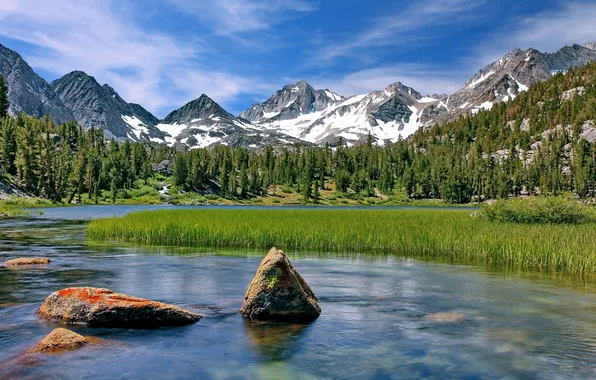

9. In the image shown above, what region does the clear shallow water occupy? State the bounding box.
[30,204,479,220]
[1,212,596,379]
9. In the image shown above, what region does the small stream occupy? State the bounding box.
[1,206,596,379]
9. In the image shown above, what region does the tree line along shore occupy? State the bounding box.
[0,62,596,206]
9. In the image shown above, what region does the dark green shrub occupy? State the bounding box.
[481,197,596,224]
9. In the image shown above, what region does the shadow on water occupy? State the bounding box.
[243,319,312,361]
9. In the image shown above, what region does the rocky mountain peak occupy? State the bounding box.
[585,42,596,50]
[293,79,310,88]
[420,43,596,127]
[0,43,74,125]
[384,82,422,99]
[162,94,233,125]
[51,70,165,142]
[239,80,343,123]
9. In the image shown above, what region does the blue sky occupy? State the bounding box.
[0,0,594,117]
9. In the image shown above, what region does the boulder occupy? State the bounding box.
[37,287,200,328]
[4,258,50,266]
[30,328,88,353]
[240,248,321,322]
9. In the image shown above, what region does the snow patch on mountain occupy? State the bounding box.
[466,70,495,89]
[247,82,435,145]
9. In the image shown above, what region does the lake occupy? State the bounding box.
[1,206,596,379]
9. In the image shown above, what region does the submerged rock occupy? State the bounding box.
[240,248,321,322]
[30,328,88,353]
[4,258,51,266]
[424,312,466,323]
[37,287,200,328]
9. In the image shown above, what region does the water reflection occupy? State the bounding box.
[2,215,596,379]
[243,320,312,361]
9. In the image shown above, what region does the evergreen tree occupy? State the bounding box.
[0,76,8,118]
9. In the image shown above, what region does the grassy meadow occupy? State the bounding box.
[87,207,596,276]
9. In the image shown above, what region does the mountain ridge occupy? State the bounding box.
[50,70,167,142]
[239,80,344,123]
[419,43,596,126]
[0,44,74,125]
[1,41,596,149]
[156,94,307,149]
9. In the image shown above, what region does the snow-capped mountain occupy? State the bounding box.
[243,81,438,145]
[51,71,167,142]
[2,41,596,149]
[156,94,307,149]
[0,44,74,125]
[240,80,344,123]
[420,43,596,126]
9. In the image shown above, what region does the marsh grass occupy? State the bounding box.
[481,197,596,224]
[0,201,39,216]
[87,208,596,275]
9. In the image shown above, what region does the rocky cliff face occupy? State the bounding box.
[51,71,167,142]
[420,44,596,126]
[240,80,343,123]
[0,44,74,125]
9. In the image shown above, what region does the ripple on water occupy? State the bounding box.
[2,215,596,379]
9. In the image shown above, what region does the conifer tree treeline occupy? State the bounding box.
[0,114,166,202]
[171,62,596,202]
[1,62,596,204]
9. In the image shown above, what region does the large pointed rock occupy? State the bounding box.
[37,287,200,328]
[240,248,321,322]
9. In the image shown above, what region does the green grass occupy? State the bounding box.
[0,197,47,216]
[88,208,596,276]
[481,196,596,224]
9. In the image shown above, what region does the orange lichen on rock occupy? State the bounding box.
[37,287,200,328]
[29,328,88,354]
[4,258,51,266]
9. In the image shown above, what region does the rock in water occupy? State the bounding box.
[240,248,321,322]
[37,287,200,328]
[424,312,466,323]
[30,328,88,353]
[4,258,51,266]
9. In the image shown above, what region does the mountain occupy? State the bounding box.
[420,44,596,126]
[2,41,596,150]
[156,94,307,149]
[51,71,167,142]
[0,44,74,125]
[240,80,343,123]
[244,81,438,145]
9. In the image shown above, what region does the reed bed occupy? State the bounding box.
[87,208,596,275]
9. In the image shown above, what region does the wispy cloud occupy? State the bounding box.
[311,64,467,98]
[0,0,278,116]
[472,1,596,67]
[166,0,315,35]
[311,0,485,66]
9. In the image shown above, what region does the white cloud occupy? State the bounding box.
[164,67,282,114]
[310,64,467,98]
[0,0,275,116]
[312,0,485,65]
[166,0,315,35]
[473,1,596,67]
